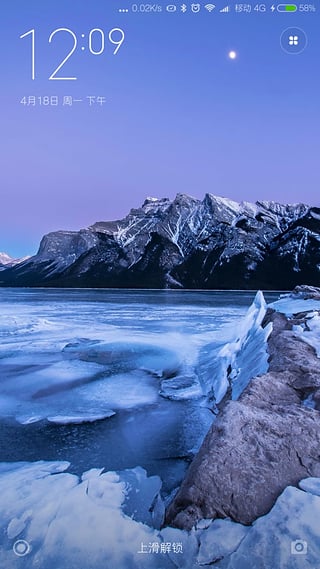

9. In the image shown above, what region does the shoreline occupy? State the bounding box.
[166,286,320,530]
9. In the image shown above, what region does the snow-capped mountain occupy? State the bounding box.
[0,252,29,270]
[0,252,14,265]
[0,193,319,289]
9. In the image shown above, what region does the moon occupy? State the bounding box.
[228,50,237,60]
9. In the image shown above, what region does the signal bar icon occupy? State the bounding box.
[220,5,230,11]
[205,3,216,11]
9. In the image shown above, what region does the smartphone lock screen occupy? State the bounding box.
[0,1,319,568]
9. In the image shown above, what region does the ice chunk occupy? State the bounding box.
[299,477,320,497]
[222,485,320,569]
[160,374,202,401]
[81,468,105,480]
[230,317,272,400]
[0,460,70,476]
[197,291,272,404]
[269,297,320,317]
[295,312,320,358]
[47,412,115,424]
[0,461,175,569]
[7,510,32,539]
[197,519,249,565]
[119,466,165,529]
[160,526,199,569]
[3,461,320,569]
[196,518,213,530]
[15,415,46,425]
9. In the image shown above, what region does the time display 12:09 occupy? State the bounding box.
[20,27,125,81]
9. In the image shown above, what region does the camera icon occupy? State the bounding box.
[291,540,308,555]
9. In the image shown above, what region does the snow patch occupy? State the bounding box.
[296,312,320,358]
[270,296,320,358]
[269,296,320,317]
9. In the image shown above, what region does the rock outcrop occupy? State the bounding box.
[1,194,319,288]
[165,290,320,530]
[292,284,320,300]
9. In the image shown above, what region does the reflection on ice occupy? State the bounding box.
[63,339,183,378]
[1,340,187,424]
[0,332,205,424]
[3,360,104,399]
[11,366,160,425]
[0,289,265,427]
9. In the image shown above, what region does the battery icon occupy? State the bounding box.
[277,4,297,11]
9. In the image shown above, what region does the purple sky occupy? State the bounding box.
[2,1,320,257]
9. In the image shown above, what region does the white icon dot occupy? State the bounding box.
[289,35,299,45]
[13,540,31,557]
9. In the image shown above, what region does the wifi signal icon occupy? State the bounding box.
[205,3,216,11]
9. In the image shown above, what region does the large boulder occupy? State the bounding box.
[166,306,320,530]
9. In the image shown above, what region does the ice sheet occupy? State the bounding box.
[0,290,258,426]
[269,296,320,317]
[0,461,174,569]
[2,461,320,569]
[219,486,320,569]
[1,358,162,423]
[197,519,249,565]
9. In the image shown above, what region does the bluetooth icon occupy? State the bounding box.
[181,3,187,11]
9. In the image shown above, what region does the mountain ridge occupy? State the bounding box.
[1,193,319,289]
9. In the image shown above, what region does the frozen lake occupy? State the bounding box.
[0,288,280,494]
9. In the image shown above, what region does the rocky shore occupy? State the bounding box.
[166,286,320,531]
[1,287,320,568]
